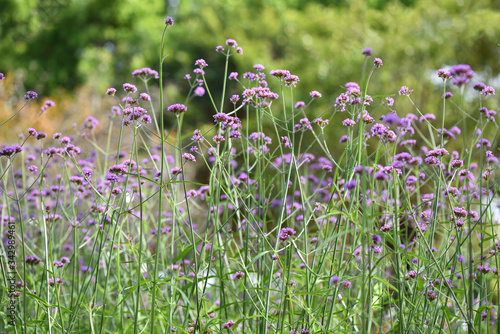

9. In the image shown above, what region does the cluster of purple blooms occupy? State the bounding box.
[2,33,500,332]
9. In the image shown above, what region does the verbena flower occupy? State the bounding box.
[167,103,188,115]
[194,59,208,68]
[270,69,290,79]
[132,67,159,79]
[398,86,413,96]
[194,87,205,97]
[182,153,196,162]
[225,39,238,47]
[309,90,322,98]
[278,227,296,241]
[436,69,452,80]
[222,320,235,329]
[164,17,174,26]
[23,91,38,101]
[123,83,137,93]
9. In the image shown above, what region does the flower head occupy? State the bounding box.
[270,69,290,79]
[398,86,413,96]
[194,59,208,68]
[194,86,205,97]
[164,17,174,26]
[436,69,452,80]
[279,227,297,241]
[362,47,372,56]
[123,83,137,93]
[132,67,159,79]
[373,57,383,68]
[222,320,235,329]
[225,39,238,47]
[23,91,38,101]
[167,103,188,115]
[309,90,322,99]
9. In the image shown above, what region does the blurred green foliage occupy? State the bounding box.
[1,0,499,143]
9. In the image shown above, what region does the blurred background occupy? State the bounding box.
[0,0,499,151]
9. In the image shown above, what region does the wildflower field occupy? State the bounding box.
[1,17,500,334]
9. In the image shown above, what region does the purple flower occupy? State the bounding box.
[225,39,238,47]
[330,276,341,284]
[167,103,187,115]
[426,148,449,157]
[278,227,297,241]
[182,153,196,162]
[84,116,99,130]
[371,234,382,244]
[53,261,64,268]
[373,57,383,68]
[386,97,394,106]
[442,92,453,99]
[436,69,452,80]
[139,93,151,101]
[482,86,495,96]
[253,64,265,71]
[450,64,474,86]
[342,118,356,127]
[309,90,322,98]
[419,114,436,123]
[230,94,240,103]
[0,144,23,157]
[222,320,235,329]
[23,91,38,101]
[284,74,300,87]
[362,47,372,56]
[342,281,352,288]
[473,82,486,91]
[404,270,418,280]
[339,135,349,143]
[454,207,468,217]
[0,72,4,80]
[236,47,243,55]
[233,271,245,279]
[427,290,437,301]
[281,136,291,148]
[36,131,47,140]
[123,83,137,93]
[398,86,413,96]
[171,167,182,175]
[213,135,225,143]
[194,86,205,97]
[193,68,205,76]
[132,67,159,79]
[314,117,329,128]
[164,17,174,26]
[194,59,208,68]
[228,72,238,80]
[215,45,224,52]
[270,69,290,79]
[294,101,305,109]
[477,138,491,148]
[346,179,357,190]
